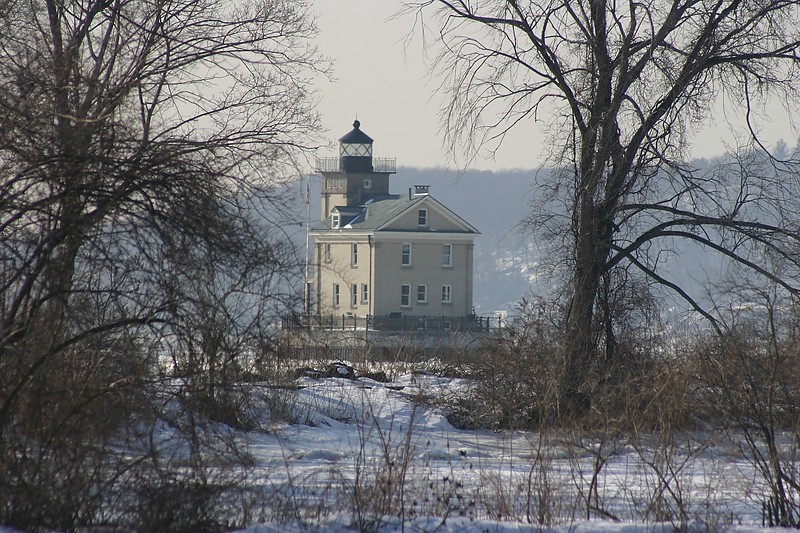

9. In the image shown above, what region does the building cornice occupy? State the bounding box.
[309,230,476,243]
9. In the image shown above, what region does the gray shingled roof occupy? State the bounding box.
[331,206,363,215]
[311,194,479,233]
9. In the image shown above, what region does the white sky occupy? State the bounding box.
[311,0,799,171]
[310,0,490,170]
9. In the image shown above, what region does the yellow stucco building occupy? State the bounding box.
[309,121,480,331]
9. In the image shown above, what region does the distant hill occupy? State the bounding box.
[389,164,777,321]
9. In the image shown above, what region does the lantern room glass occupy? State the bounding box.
[340,141,372,157]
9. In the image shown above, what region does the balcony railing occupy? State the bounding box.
[283,313,500,333]
[315,157,397,173]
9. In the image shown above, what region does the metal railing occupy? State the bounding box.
[315,157,397,173]
[283,313,501,333]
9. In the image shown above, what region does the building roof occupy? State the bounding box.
[311,194,480,234]
[331,206,363,215]
[339,120,373,144]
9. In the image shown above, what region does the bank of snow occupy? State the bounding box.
[235,370,772,532]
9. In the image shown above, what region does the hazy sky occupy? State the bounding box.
[312,0,798,171]
[311,0,484,170]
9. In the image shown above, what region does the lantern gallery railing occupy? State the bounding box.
[315,157,397,173]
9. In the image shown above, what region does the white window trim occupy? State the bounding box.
[417,284,428,304]
[442,284,452,304]
[351,243,358,267]
[401,243,412,267]
[332,213,340,228]
[351,284,358,308]
[442,244,453,268]
[401,284,411,308]
[324,243,331,263]
[361,283,369,304]
[418,208,428,227]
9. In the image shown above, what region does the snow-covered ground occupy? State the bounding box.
[1,363,791,532]
[223,368,783,532]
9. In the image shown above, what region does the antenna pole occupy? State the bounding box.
[304,176,311,322]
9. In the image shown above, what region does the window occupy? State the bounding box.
[417,284,427,303]
[418,209,428,226]
[351,243,358,266]
[351,284,358,307]
[361,283,369,304]
[401,284,411,307]
[323,243,331,263]
[333,283,340,307]
[442,285,452,304]
[401,243,412,266]
[332,213,340,228]
[442,244,452,267]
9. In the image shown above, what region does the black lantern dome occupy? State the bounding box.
[339,120,373,172]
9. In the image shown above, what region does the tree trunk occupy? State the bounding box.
[562,193,605,416]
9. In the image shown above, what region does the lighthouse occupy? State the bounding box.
[315,120,396,220]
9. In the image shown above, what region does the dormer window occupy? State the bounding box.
[332,213,341,228]
[417,209,428,227]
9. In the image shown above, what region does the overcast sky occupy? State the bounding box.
[311,0,799,171]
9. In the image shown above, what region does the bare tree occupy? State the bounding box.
[408,0,800,417]
[695,283,800,527]
[0,0,323,528]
